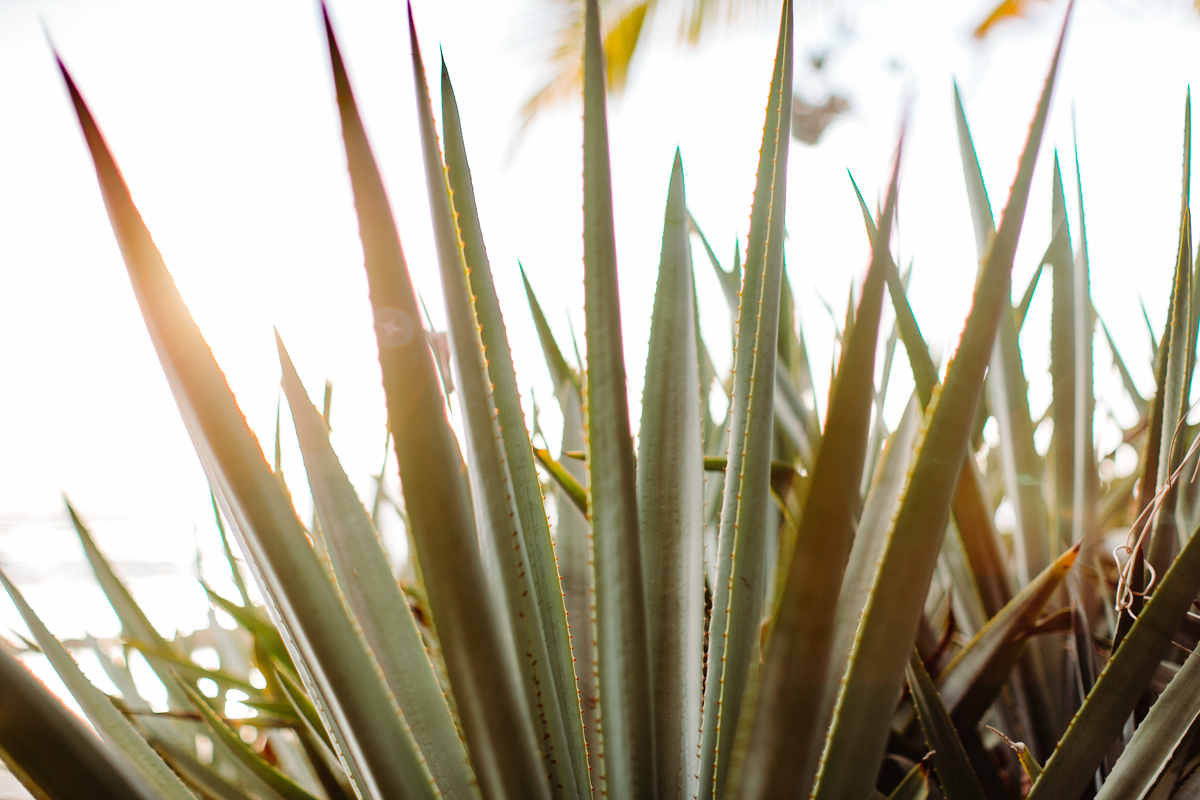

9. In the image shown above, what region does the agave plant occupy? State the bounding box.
[6,0,1200,798]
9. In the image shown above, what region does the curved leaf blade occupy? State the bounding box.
[637,151,705,800]
[438,59,590,800]
[1095,651,1200,800]
[1027,517,1200,798]
[937,543,1079,725]
[61,48,436,800]
[582,0,656,793]
[850,175,1013,620]
[698,3,793,796]
[906,649,987,800]
[0,643,156,800]
[812,10,1070,797]
[150,738,257,800]
[413,36,573,787]
[0,569,196,800]
[954,85,1051,588]
[741,128,901,800]
[322,10,546,797]
[886,761,931,800]
[177,680,320,800]
[66,500,197,718]
[1148,97,1194,578]
[277,337,477,799]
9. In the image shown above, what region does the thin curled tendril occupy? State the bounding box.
[1113,404,1200,623]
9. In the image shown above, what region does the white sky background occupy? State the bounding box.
[0,0,1197,652]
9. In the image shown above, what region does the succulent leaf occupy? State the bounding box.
[637,151,706,800]
[698,3,793,796]
[906,649,987,800]
[812,8,1070,796]
[581,0,657,794]
[61,39,438,800]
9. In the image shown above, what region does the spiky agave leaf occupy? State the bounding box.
[0,641,158,800]
[277,337,477,799]
[740,124,901,800]
[580,0,658,794]
[321,8,548,797]
[60,42,438,800]
[438,53,590,800]
[698,2,792,796]
[906,649,987,800]
[0,569,196,800]
[637,151,705,800]
[811,7,1070,797]
[1094,649,1200,799]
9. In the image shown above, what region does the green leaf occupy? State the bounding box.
[0,642,157,800]
[277,338,477,799]
[701,455,799,481]
[211,493,252,609]
[201,585,289,668]
[954,59,1060,757]
[535,448,589,515]
[61,44,436,800]
[323,8,546,796]
[906,649,987,800]
[637,151,705,799]
[1026,519,1200,798]
[150,738,257,800]
[952,82,996,259]
[269,654,358,800]
[698,3,793,797]
[850,175,1013,620]
[1142,297,1161,365]
[848,174,937,408]
[177,680,320,800]
[988,291,1052,587]
[829,398,923,738]
[582,0,656,793]
[1115,273,1176,653]
[439,58,590,800]
[1148,95,1194,579]
[812,9,1069,797]
[955,84,1052,588]
[1068,136,1099,710]
[1049,154,1081,557]
[0,569,196,800]
[1014,261,1045,332]
[1098,314,1147,415]
[294,726,356,800]
[522,272,603,788]
[1095,651,1200,800]
[986,725,1043,784]
[65,500,193,712]
[741,124,901,800]
[271,658,336,756]
[688,210,740,314]
[936,543,1079,726]
[1184,91,1200,399]
[124,640,256,695]
[861,276,905,498]
[521,268,578,393]
[66,500,164,651]
[886,760,931,800]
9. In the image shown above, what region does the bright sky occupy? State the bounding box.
[0,0,1197,660]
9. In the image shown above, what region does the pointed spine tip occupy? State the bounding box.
[320,1,334,38]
